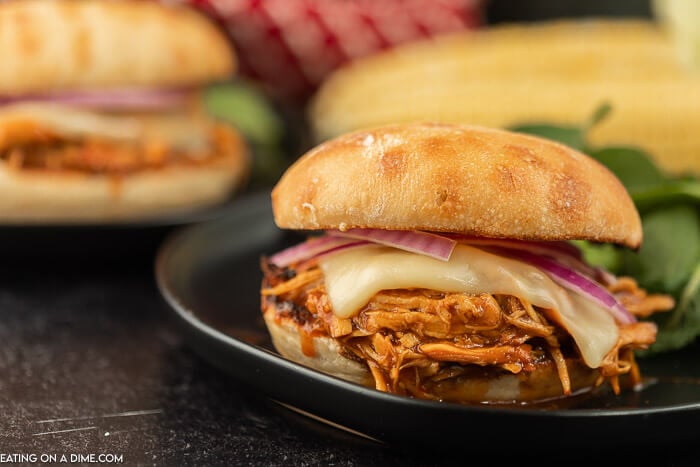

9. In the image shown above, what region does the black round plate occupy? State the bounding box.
[155,191,700,450]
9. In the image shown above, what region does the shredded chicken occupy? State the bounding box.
[609,276,676,318]
[261,259,674,402]
[0,124,237,174]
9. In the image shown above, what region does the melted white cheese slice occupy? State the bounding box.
[318,244,617,368]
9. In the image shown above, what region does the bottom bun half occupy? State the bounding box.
[263,305,602,404]
[0,148,249,224]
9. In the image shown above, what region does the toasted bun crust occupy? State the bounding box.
[0,137,249,224]
[272,122,642,248]
[263,304,600,403]
[0,0,234,95]
[263,307,373,387]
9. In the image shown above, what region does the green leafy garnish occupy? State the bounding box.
[204,80,289,187]
[509,123,586,151]
[631,180,700,213]
[621,205,700,292]
[573,240,624,274]
[510,102,613,153]
[640,263,700,355]
[511,103,700,355]
[588,146,666,194]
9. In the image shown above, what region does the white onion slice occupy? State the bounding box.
[0,88,191,111]
[327,229,457,261]
[495,248,635,325]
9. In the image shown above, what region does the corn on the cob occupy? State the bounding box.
[309,20,700,176]
[653,0,700,70]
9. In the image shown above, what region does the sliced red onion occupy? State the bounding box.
[498,248,635,325]
[446,234,582,259]
[307,240,375,264]
[448,235,599,277]
[328,228,457,261]
[269,236,365,267]
[0,87,192,111]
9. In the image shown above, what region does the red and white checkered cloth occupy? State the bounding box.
[183,0,484,102]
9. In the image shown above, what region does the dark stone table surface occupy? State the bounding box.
[1,223,699,466]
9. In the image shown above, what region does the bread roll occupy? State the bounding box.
[272,122,642,248]
[0,0,234,95]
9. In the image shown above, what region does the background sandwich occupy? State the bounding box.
[260,122,674,404]
[0,0,249,223]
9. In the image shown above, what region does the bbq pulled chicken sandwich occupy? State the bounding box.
[0,0,249,222]
[261,122,674,404]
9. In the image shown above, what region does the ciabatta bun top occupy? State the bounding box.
[272,122,642,248]
[0,0,234,95]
